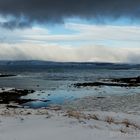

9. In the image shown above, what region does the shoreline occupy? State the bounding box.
[0,100,140,140]
[0,75,140,140]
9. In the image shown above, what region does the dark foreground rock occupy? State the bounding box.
[0,89,35,105]
[111,76,140,84]
[74,82,140,87]
[0,74,16,77]
[74,76,140,88]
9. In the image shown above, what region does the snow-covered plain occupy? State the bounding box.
[0,106,140,140]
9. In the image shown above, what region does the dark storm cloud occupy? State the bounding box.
[0,20,30,29]
[0,0,140,28]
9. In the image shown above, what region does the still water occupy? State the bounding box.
[0,65,140,108]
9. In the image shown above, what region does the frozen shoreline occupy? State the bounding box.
[0,86,140,140]
[0,104,140,140]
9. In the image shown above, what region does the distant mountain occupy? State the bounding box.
[0,60,140,70]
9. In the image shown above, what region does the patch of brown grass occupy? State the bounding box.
[66,110,99,120]
[121,119,140,129]
[66,111,140,131]
[87,114,99,120]
[66,110,85,119]
[122,119,130,127]
[105,116,114,124]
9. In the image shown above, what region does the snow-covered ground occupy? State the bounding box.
[0,106,140,140]
[0,90,140,140]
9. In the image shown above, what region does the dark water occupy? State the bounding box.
[0,63,140,108]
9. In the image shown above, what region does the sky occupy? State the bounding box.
[0,0,140,63]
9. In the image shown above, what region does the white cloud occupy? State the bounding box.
[0,43,140,63]
[0,23,140,43]
[0,23,140,63]
[65,23,140,42]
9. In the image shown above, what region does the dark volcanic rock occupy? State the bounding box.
[0,89,51,108]
[74,82,138,87]
[111,76,140,84]
[74,76,140,88]
[0,74,16,77]
[0,89,35,105]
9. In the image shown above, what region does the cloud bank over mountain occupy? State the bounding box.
[0,43,140,63]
